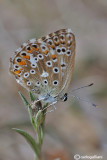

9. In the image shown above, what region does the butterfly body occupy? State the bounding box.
[9,29,75,104]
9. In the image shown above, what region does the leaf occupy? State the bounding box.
[18,91,29,108]
[40,127,44,145]
[12,128,40,157]
[35,110,43,127]
[18,91,37,132]
[29,92,36,102]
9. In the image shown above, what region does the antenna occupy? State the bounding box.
[71,83,94,92]
[68,83,98,107]
[71,94,98,107]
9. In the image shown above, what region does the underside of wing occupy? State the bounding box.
[9,28,75,98]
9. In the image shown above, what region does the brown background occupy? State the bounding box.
[0,0,107,160]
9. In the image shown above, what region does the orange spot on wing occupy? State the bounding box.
[14,70,21,74]
[32,47,39,51]
[22,55,30,59]
[52,54,56,59]
[18,60,26,65]
[50,45,55,49]
[34,48,39,51]
[14,68,23,75]
[43,50,49,55]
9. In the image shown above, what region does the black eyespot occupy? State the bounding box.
[31,63,37,68]
[21,52,26,56]
[24,72,29,78]
[30,70,35,74]
[55,68,58,72]
[61,63,66,67]
[54,37,58,42]
[53,67,59,73]
[47,62,51,65]
[46,61,52,67]
[36,81,40,86]
[42,46,46,50]
[26,46,31,50]
[53,80,58,86]
[39,55,42,58]
[66,50,71,56]
[60,35,64,39]
[27,81,31,86]
[32,44,38,48]
[54,81,57,84]
[43,79,48,85]
[62,48,66,52]
[48,41,52,45]
[15,65,19,68]
[17,58,21,62]
[57,49,61,53]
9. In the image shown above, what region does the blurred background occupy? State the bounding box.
[0,0,107,160]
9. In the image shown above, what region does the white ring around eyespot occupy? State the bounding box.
[66,33,72,39]
[61,47,66,54]
[20,51,27,56]
[43,79,48,85]
[31,63,37,68]
[53,67,59,74]
[30,69,36,74]
[40,44,47,51]
[34,57,38,62]
[56,47,61,55]
[36,81,41,86]
[38,54,44,60]
[27,81,31,86]
[24,72,29,78]
[53,36,59,42]
[59,34,65,40]
[66,50,71,56]
[47,39,53,45]
[14,64,19,69]
[46,61,52,67]
[53,80,59,86]
[15,57,22,63]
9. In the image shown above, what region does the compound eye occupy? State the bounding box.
[61,93,68,102]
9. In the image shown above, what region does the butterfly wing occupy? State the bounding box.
[41,28,76,97]
[9,29,75,99]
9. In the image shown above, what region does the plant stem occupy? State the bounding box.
[18,92,48,160]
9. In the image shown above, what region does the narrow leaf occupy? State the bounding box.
[40,127,44,145]
[18,91,29,108]
[29,92,36,102]
[18,91,37,131]
[35,110,43,127]
[12,128,40,156]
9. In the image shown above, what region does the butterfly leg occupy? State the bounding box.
[43,101,57,115]
[53,104,56,110]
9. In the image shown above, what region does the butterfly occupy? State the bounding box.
[9,28,76,107]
